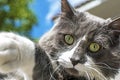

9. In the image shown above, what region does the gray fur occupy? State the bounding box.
[38,0,113,80]
[0,0,117,80]
[39,0,109,60]
[67,17,120,80]
[32,44,58,80]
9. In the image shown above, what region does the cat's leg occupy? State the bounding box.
[0,37,20,73]
[0,32,35,80]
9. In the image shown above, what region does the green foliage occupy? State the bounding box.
[0,0,37,39]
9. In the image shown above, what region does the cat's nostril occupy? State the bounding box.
[70,57,87,66]
[70,58,79,66]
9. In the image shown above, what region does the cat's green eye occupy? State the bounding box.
[64,34,74,45]
[89,42,100,53]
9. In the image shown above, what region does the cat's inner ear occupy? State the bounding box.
[108,17,120,37]
[109,17,120,30]
[61,0,75,19]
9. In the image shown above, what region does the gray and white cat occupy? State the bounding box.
[53,0,120,80]
[0,0,119,80]
[39,0,120,80]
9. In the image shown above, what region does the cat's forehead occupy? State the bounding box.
[85,27,112,48]
[87,26,107,39]
[52,18,80,35]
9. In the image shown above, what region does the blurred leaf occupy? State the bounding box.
[0,0,37,39]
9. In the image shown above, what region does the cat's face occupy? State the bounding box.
[39,0,108,60]
[38,0,114,79]
[58,17,120,80]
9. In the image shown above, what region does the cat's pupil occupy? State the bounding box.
[94,45,97,48]
[68,37,72,42]
[68,37,70,40]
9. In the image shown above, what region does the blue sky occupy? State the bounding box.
[30,0,54,38]
[30,0,85,38]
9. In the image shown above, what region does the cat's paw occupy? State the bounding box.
[0,32,35,74]
[0,36,20,73]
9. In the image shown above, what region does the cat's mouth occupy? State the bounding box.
[65,68,79,77]
[61,68,95,80]
[56,65,96,80]
[60,68,88,80]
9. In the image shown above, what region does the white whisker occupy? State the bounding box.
[95,65,119,71]
[49,65,61,80]
[49,66,56,80]
[90,71,95,80]
[42,60,57,80]
[88,67,107,80]
[85,71,91,80]
[91,62,119,71]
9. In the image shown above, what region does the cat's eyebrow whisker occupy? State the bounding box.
[49,65,61,80]
[87,67,107,80]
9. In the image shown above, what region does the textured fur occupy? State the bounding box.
[39,0,108,60]
[58,18,120,80]
[0,0,119,80]
[0,32,35,80]
[0,32,59,80]
[39,0,120,80]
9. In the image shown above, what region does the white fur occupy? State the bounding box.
[110,70,120,80]
[74,56,107,80]
[0,32,35,80]
[58,38,82,68]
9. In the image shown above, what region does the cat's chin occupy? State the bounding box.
[65,68,79,77]
[61,68,88,80]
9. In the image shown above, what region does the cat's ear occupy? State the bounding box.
[108,17,120,30]
[61,0,75,19]
[108,17,120,37]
